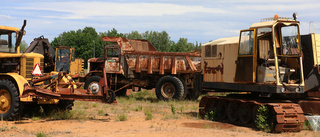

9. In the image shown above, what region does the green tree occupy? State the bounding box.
[51,27,101,68]
[20,40,28,52]
[143,31,173,52]
[125,31,143,39]
[170,38,196,52]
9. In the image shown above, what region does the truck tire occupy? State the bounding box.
[155,76,184,100]
[84,76,101,94]
[0,79,20,120]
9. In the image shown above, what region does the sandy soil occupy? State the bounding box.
[0,110,318,137]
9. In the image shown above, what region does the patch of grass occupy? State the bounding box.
[10,126,18,130]
[134,105,143,111]
[0,126,9,132]
[145,110,153,120]
[303,120,313,130]
[171,104,176,115]
[128,90,157,101]
[163,114,180,120]
[36,131,50,137]
[116,113,127,121]
[31,117,41,121]
[98,110,105,116]
[48,110,86,120]
[92,103,98,107]
[255,105,271,132]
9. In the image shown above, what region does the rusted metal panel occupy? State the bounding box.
[101,36,135,53]
[202,42,238,83]
[159,55,164,75]
[139,55,148,70]
[171,56,176,74]
[147,55,152,74]
[135,54,140,73]
[298,99,320,115]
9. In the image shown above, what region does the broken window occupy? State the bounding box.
[239,30,254,55]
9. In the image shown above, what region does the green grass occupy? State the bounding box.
[36,131,50,137]
[144,109,153,120]
[21,90,200,126]
[116,113,128,121]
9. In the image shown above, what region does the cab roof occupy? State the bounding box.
[0,25,20,33]
[250,17,299,29]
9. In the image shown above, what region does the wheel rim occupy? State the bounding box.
[227,102,239,123]
[161,82,175,98]
[239,103,252,125]
[0,89,11,113]
[89,82,99,94]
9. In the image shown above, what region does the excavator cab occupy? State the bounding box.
[235,15,304,94]
[55,46,73,72]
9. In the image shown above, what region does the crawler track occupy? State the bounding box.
[199,96,304,132]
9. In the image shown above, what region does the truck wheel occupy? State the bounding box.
[155,76,184,100]
[0,79,20,120]
[84,76,101,94]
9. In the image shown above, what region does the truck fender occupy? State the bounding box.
[0,73,29,96]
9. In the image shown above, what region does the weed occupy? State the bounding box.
[0,126,8,132]
[203,123,212,129]
[180,106,184,113]
[116,113,127,121]
[303,120,313,130]
[92,103,98,107]
[171,104,176,115]
[163,114,179,120]
[204,110,216,121]
[145,110,153,120]
[255,105,271,132]
[36,131,50,137]
[10,126,18,130]
[134,105,143,111]
[98,110,105,116]
[31,117,41,121]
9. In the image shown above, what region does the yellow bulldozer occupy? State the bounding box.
[0,20,115,120]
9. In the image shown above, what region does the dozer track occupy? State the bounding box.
[199,96,304,132]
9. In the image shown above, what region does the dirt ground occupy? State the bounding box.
[0,91,319,137]
[0,114,318,137]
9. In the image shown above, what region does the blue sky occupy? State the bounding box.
[2,0,320,45]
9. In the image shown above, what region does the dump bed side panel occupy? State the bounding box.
[125,52,201,76]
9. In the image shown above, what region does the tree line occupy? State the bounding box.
[50,27,201,68]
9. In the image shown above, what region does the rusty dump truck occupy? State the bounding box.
[82,36,202,100]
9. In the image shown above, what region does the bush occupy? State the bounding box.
[205,110,216,121]
[255,105,271,132]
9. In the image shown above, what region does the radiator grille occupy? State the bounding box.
[26,58,34,78]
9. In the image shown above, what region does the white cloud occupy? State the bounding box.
[0,15,15,21]
[15,2,227,19]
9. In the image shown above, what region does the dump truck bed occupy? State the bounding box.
[102,36,201,76]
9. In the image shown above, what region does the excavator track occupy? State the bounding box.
[199,96,304,132]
